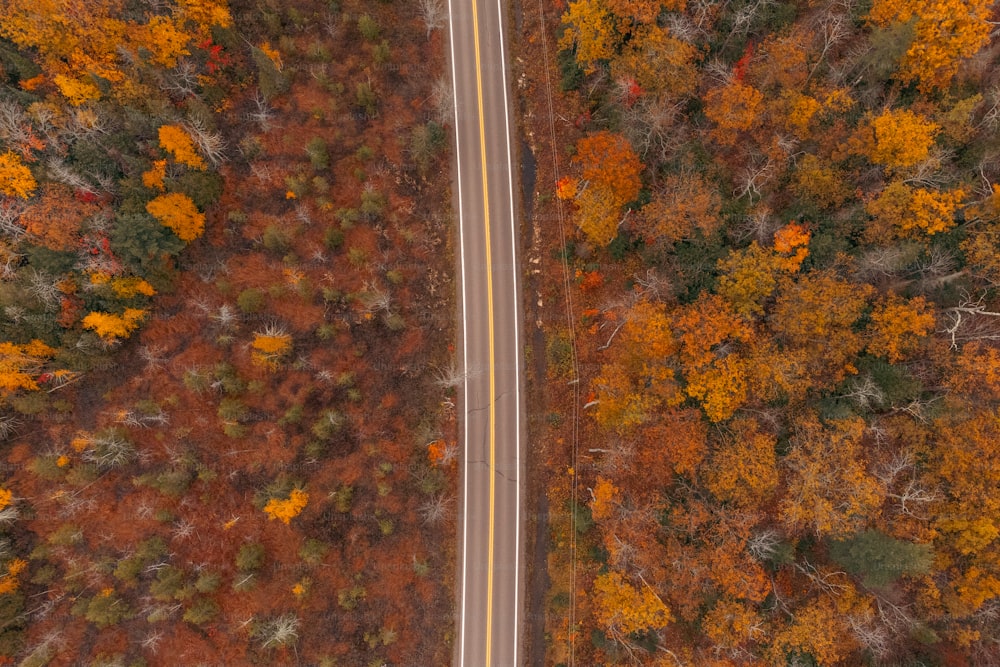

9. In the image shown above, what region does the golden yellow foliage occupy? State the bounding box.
[868,0,993,91]
[110,277,156,298]
[705,418,778,509]
[81,308,147,341]
[158,125,206,170]
[592,300,681,429]
[703,81,765,146]
[264,488,308,524]
[141,15,190,68]
[779,91,822,139]
[866,181,965,239]
[674,295,756,421]
[0,339,55,395]
[770,595,856,665]
[0,151,36,199]
[0,559,28,596]
[569,131,642,246]
[559,0,617,73]
[791,154,849,209]
[589,476,619,521]
[146,192,205,242]
[779,415,884,536]
[0,489,12,510]
[866,294,935,362]
[251,330,293,368]
[142,160,167,191]
[177,0,233,30]
[592,570,672,636]
[610,24,698,97]
[864,109,939,169]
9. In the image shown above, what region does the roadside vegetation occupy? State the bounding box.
[0,0,456,663]
[517,0,1000,664]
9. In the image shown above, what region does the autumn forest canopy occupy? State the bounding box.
[2,0,1000,664]
[0,0,457,663]
[534,0,1000,664]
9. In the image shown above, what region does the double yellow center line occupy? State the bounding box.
[470,0,497,663]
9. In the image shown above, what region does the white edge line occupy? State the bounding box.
[446,0,470,664]
[495,0,521,662]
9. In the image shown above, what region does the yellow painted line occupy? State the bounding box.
[470,0,497,663]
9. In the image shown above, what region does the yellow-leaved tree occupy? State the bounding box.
[158,125,207,170]
[865,180,965,240]
[81,309,147,341]
[251,327,292,368]
[0,340,55,396]
[146,193,205,241]
[592,570,672,641]
[861,109,939,170]
[0,151,36,199]
[264,488,308,524]
[703,81,765,146]
[867,0,993,91]
[866,294,935,362]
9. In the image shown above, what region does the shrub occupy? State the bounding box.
[236,543,265,572]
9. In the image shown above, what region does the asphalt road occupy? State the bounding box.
[447,0,524,664]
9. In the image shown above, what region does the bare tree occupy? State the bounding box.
[245,90,277,131]
[941,291,1000,348]
[420,0,447,38]
[418,494,454,525]
[430,75,454,126]
[185,118,227,167]
[255,613,300,648]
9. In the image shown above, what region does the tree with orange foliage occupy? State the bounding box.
[559,0,618,73]
[703,81,765,146]
[673,294,756,421]
[0,558,27,595]
[701,598,764,659]
[0,151,36,199]
[866,294,935,362]
[251,327,292,369]
[19,183,97,250]
[867,0,993,91]
[589,476,619,521]
[860,109,940,170]
[0,0,231,104]
[592,570,672,641]
[640,172,720,245]
[81,308,147,341]
[145,192,205,242]
[591,299,681,429]
[716,222,810,318]
[865,180,965,240]
[780,414,884,537]
[769,594,857,666]
[704,417,778,510]
[610,24,698,99]
[0,339,55,397]
[771,271,873,388]
[563,131,642,246]
[264,488,309,524]
[639,407,707,478]
[158,125,207,170]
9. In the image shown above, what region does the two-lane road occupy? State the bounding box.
[447,0,524,664]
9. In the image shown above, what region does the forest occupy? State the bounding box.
[0,0,458,664]
[515,0,1000,664]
